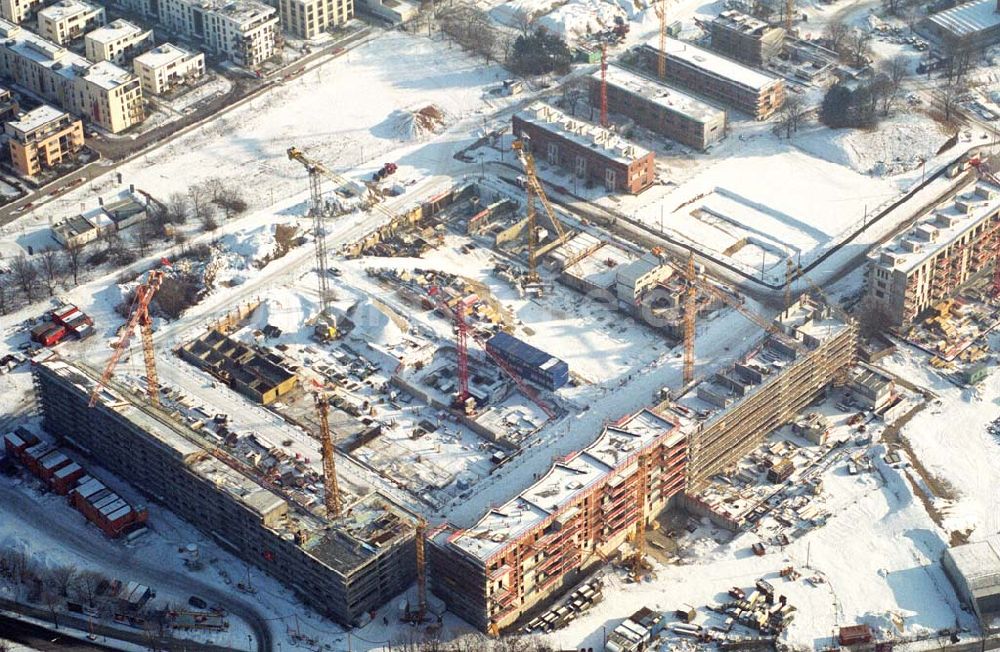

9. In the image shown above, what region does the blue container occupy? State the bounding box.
[485,332,569,390]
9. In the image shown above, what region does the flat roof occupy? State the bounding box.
[7,104,70,135]
[871,180,1000,274]
[947,535,1000,594]
[189,0,277,24]
[644,36,780,92]
[713,9,779,36]
[597,65,726,124]
[564,242,637,289]
[445,409,679,562]
[38,0,101,22]
[86,19,148,44]
[514,101,651,164]
[135,43,200,69]
[927,0,1000,38]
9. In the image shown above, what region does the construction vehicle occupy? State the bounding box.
[510,138,573,294]
[89,266,168,408]
[372,162,398,182]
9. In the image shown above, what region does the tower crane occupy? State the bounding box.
[630,450,650,580]
[511,139,573,292]
[654,0,667,80]
[89,267,167,408]
[426,285,556,419]
[682,253,697,386]
[313,392,342,519]
[413,518,428,622]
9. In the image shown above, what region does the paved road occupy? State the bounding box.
[1,612,114,651]
[0,481,272,652]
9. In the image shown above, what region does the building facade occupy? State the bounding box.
[0,20,144,133]
[0,86,19,121]
[84,19,153,63]
[865,179,1000,329]
[5,104,84,176]
[591,65,726,151]
[279,0,352,39]
[922,0,1000,52]
[37,0,105,44]
[666,296,858,487]
[0,0,44,24]
[133,43,205,94]
[34,358,418,626]
[120,0,278,68]
[512,102,656,194]
[640,36,785,120]
[709,10,785,66]
[429,409,687,632]
[943,536,1000,633]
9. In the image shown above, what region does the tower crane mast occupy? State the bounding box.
[89,268,167,408]
[313,392,342,518]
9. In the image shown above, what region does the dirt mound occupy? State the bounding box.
[392,104,447,141]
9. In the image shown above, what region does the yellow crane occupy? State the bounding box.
[313,392,342,519]
[654,0,667,80]
[511,139,573,290]
[90,267,167,408]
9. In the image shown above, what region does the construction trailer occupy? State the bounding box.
[865,178,1000,329]
[511,102,656,194]
[33,358,417,626]
[485,332,569,391]
[589,65,727,151]
[638,36,785,120]
[663,296,858,489]
[709,10,786,66]
[429,409,686,632]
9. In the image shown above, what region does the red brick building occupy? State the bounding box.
[512,102,655,194]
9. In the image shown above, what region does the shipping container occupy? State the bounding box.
[838,625,873,646]
[485,332,569,390]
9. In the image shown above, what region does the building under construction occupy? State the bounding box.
[865,178,1000,329]
[664,296,858,488]
[428,409,686,632]
[33,357,417,626]
[709,10,785,66]
[639,36,785,120]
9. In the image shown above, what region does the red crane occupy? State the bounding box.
[89,266,168,408]
[600,43,609,128]
[426,286,555,419]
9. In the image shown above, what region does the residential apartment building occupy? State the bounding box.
[37,0,104,44]
[121,0,278,68]
[280,0,352,38]
[133,43,205,94]
[865,179,1000,329]
[664,296,858,487]
[590,65,727,151]
[1,0,44,24]
[430,409,687,632]
[5,104,84,176]
[641,36,785,120]
[85,19,153,63]
[0,20,144,133]
[512,102,655,194]
[34,358,419,627]
[710,10,785,66]
[0,86,19,121]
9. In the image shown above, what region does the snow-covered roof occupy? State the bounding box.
[871,180,1000,274]
[596,65,726,125]
[86,19,147,44]
[6,104,71,136]
[947,535,1000,595]
[514,101,651,164]
[444,409,680,562]
[134,43,200,69]
[38,0,101,22]
[615,252,665,288]
[644,36,781,92]
[926,0,1000,38]
[712,9,776,35]
[188,0,277,25]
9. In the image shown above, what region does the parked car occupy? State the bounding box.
[188,595,207,609]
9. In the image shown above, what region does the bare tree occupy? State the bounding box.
[165,192,190,225]
[47,565,77,598]
[11,254,38,302]
[846,28,873,68]
[940,83,965,123]
[134,218,156,256]
[778,94,808,137]
[213,185,248,221]
[824,17,849,53]
[39,248,62,295]
[63,240,85,285]
[513,9,534,36]
[71,570,106,606]
[41,588,61,629]
[0,275,9,315]
[188,183,217,229]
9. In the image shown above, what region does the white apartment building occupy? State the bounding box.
[133,43,205,94]
[279,0,352,38]
[37,0,105,44]
[0,0,44,24]
[0,19,144,133]
[118,0,278,68]
[85,19,153,63]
